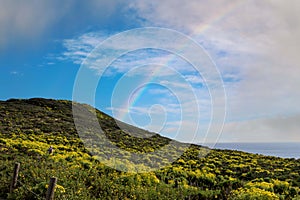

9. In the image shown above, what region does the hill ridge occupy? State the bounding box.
[1,98,300,199]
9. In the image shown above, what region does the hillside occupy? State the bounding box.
[0,98,300,199]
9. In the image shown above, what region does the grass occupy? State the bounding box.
[0,98,299,199]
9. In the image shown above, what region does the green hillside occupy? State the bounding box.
[0,98,300,199]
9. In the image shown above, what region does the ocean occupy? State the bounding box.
[212,143,300,159]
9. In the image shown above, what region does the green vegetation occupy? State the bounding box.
[0,98,300,199]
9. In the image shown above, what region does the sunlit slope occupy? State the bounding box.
[0,98,300,199]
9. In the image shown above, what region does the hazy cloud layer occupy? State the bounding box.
[129,0,300,142]
[223,114,300,142]
[2,0,299,142]
[0,0,128,50]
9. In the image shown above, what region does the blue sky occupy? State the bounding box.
[1,0,300,143]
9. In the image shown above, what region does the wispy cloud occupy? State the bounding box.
[128,0,300,142]
[59,29,226,143]
[60,32,109,64]
[55,0,300,142]
[10,71,23,76]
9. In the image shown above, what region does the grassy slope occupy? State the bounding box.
[0,98,300,199]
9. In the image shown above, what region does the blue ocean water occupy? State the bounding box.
[212,143,300,159]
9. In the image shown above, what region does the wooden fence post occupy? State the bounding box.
[46,177,57,200]
[10,162,20,193]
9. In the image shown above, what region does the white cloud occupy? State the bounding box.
[10,71,23,76]
[57,0,300,142]
[62,29,225,143]
[129,0,300,142]
[61,32,109,64]
[0,0,59,48]
[184,74,205,85]
[0,0,127,49]
[222,114,300,142]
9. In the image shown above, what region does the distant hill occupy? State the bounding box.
[0,98,300,199]
[0,98,174,153]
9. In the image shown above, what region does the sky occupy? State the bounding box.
[1,0,300,144]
